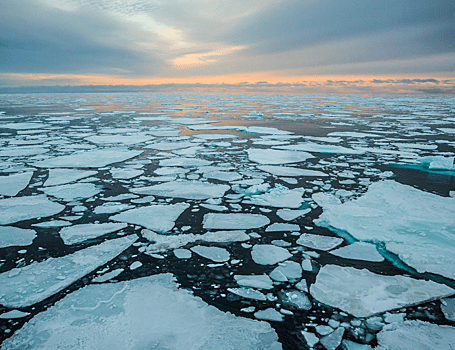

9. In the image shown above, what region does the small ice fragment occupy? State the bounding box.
[59,222,128,245]
[234,275,274,290]
[266,223,300,232]
[44,169,97,187]
[276,208,311,221]
[254,308,284,322]
[257,165,328,177]
[329,242,384,262]
[319,327,345,350]
[251,245,292,265]
[270,261,302,282]
[296,234,343,251]
[278,290,311,310]
[92,268,124,283]
[203,213,270,230]
[190,245,230,262]
[247,149,314,165]
[301,331,319,348]
[227,288,267,301]
[129,261,142,270]
[0,310,30,319]
[173,248,192,259]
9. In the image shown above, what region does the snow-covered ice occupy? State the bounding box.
[0,226,36,248]
[310,265,455,318]
[244,185,306,208]
[296,233,343,251]
[131,180,230,200]
[0,172,33,196]
[203,213,270,230]
[0,195,65,225]
[227,288,267,301]
[269,261,302,282]
[41,183,100,201]
[254,308,284,322]
[276,208,311,221]
[111,203,189,233]
[247,149,314,165]
[329,242,384,262]
[0,235,137,308]
[275,142,363,155]
[234,275,274,290]
[251,245,292,265]
[0,274,281,350]
[257,165,328,177]
[315,180,455,279]
[59,222,128,245]
[44,169,97,187]
[190,245,230,262]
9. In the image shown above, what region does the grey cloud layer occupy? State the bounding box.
[0,0,454,76]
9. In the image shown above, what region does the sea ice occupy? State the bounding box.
[247,149,314,165]
[329,242,384,262]
[110,168,143,179]
[441,298,455,322]
[203,213,270,230]
[85,134,154,145]
[270,261,302,282]
[319,327,345,350]
[257,165,328,177]
[234,275,274,290]
[0,195,65,225]
[0,172,33,196]
[190,245,230,262]
[244,185,306,208]
[251,244,292,265]
[314,180,455,279]
[110,203,189,233]
[0,274,281,350]
[0,310,30,319]
[0,235,137,308]
[275,143,363,155]
[131,180,230,200]
[204,170,242,182]
[44,169,97,187]
[59,222,128,245]
[376,320,455,350]
[0,226,36,248]
[296,234,343,251]
[266,223,300,232]
[278,290,312,310]
[227,287,267,301]
[41,183,100,201]
[173,248,192,259]
[310,265,455,318]
[159,157,212,167]
[254,308,284,322]
[32,148,143,168]
[276,208,311,221]
[144,230,249,253]
[91,268,124,282]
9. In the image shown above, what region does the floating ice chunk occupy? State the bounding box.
[310,265,455,318]
[0,172,33,196]
[0,226,36,248]
[41,183,100,201]
[173,248,192,259]
[59,222,128,245]
[270,261,302,282]
[44,169,97,187]
[275,143,363,155]
[86,134,154,145]
[200,203,228,211]
[203,213,270,230]
[320,327,344,350]
[438,127,455,134]
[129,261,142,270]
[228,288,267,301]
[301,331,319,348]
[194,133,238,140]
[296,234,343,251]
[190,245,230,262]
[234,275,274,290]
[341,340,373,350]
[419,156,454,170]
[251,245,292,265]
[0,195,65,225]
[0,310,30,319]
[247,149,314,165]
[266,223,300,232]
[145,140,196,151]
[204,171,242,182]
[131,180,230,200]
[159,157,212,167]
[278,290,311,311]
[0,146,49,157]
[257,165,328,177]
[93,202,133,214]
[32,148,143,168]
[276,208,311,221]
[92,268,123,283]
[0,274,281,350]
[441,298,455,322]
[376,320,455,350]
[0,235,137,308]
[0,122,45,130]
[330,242,384,262]
[244,184,306,209]
[254,308,284,322]
[315,180,455,279]
[32,220,72,228]
[110,168,143,179]
[144,230,249,253]
[111,203,189,233]
[327,131,382,138]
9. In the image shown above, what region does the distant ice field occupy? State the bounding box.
[0,93,455,350]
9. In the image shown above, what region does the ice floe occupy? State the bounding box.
[131,180,230,200]
[44,169,97,187]
[0,172,33,196]
[0,226,36,248]
[296,233,343,251]
[228,288,266,301]
[41,183,100,201]
[0,235,137,308]
[247,149,314,165]
[315,180,455,279]
[251,245,292,265]
[234,275,274,290]
[329,242,384,262]
[244,184,306,208]
[275,143,363,155]
[190,245,230,262]
[0,195,65,225]
[270,261,302,282]
[203,213,270,230]
[310,265,455,318]
[0,274,281,350]
[111,203,189,233]
[276,208,311,221]
[59,222,128,245]
[32,148,143,168]
[257,165,328,177]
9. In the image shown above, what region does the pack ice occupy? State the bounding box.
[0,235,137,308]
[0,274,282,350]
[0,172,33,196]
[310,265,454,318]
[247,149,314,165]
[314,180,455,279]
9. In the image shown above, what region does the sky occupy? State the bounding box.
[1,0,455,93]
